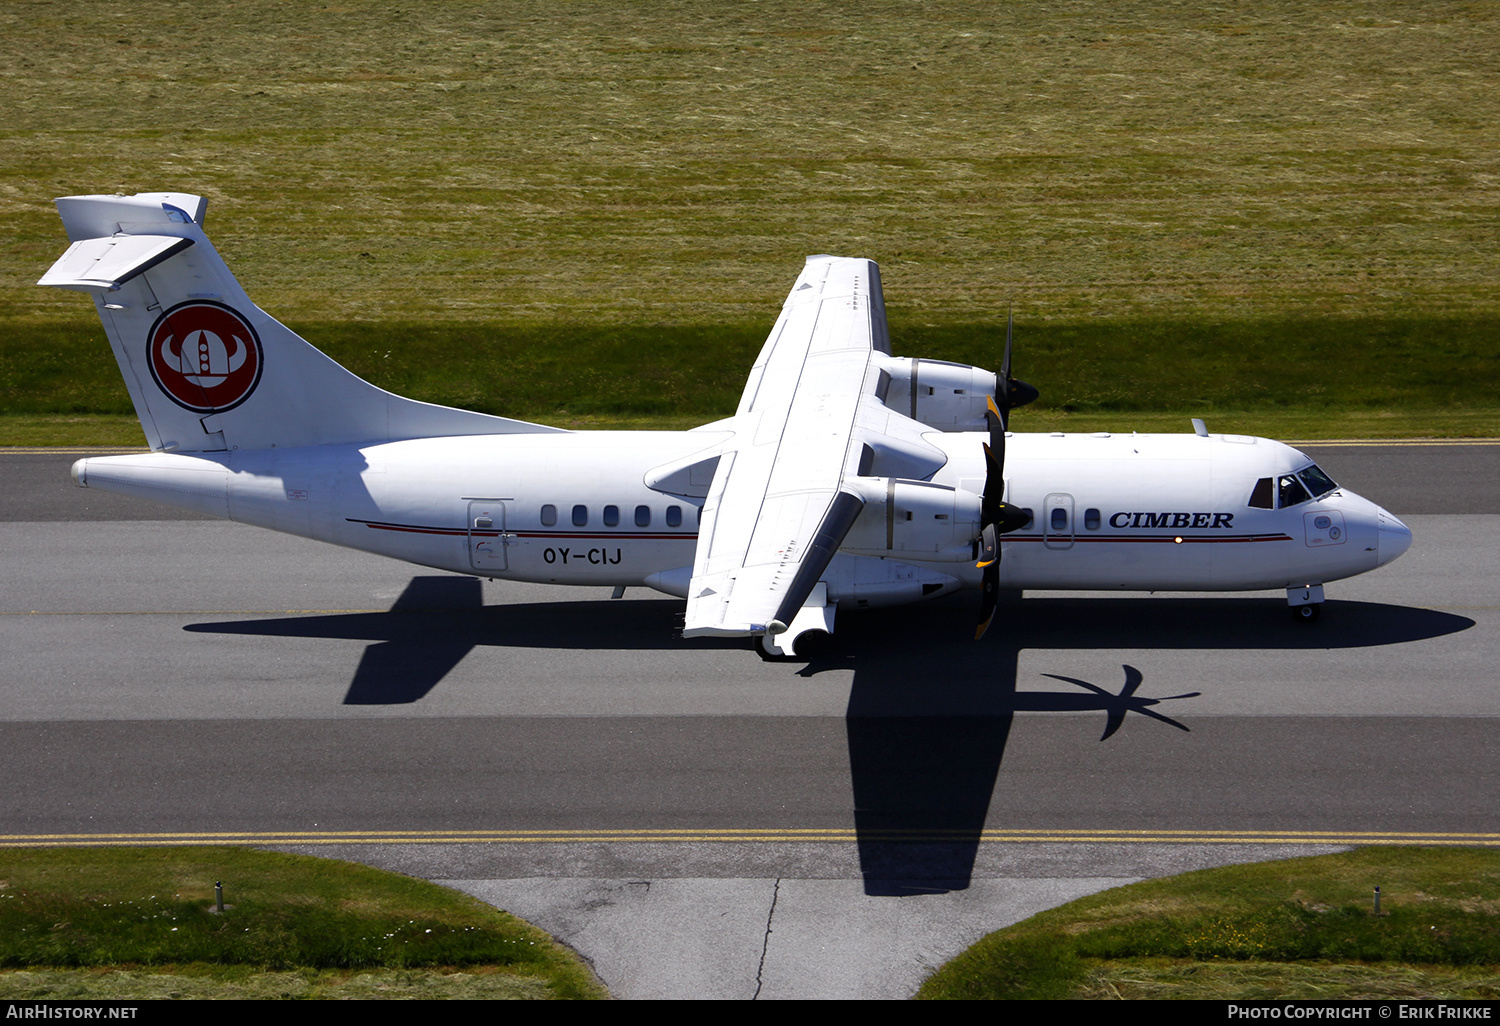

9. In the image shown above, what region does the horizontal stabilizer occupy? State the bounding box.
[38,235,194,292]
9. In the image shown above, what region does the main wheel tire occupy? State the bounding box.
[792,629,832,659]
[755,630,832,661]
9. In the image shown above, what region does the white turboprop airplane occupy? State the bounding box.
[41,192,1412,657]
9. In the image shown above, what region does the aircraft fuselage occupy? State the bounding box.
[72,426,1411,610]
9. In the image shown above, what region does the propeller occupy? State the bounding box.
[975,310,1039,640]
[996,309,1039,417]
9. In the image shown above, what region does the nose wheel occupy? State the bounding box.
[1287,584,1324,622]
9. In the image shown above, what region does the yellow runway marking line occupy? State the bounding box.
[2,829,1497,847]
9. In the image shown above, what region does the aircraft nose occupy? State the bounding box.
[1376,509,1412,567]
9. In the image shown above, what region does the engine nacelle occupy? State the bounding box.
[842,477,982,562]
[875,355,997,432]
[822,553,962,609]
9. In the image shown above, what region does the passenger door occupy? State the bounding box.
[467,499,511,571]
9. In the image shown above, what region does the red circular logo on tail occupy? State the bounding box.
[146,301,263,413]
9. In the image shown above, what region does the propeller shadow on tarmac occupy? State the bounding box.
[185,576,1473,894]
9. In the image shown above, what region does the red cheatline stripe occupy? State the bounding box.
[1005,533,1293,544]
[350,518,1287,546]
[347,518,697,541]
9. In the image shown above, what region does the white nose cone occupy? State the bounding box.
[1377,511,1412,567]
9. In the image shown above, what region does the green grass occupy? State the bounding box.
[0,966,566,1001]
[5,1,1498,324]
[0,848,605,1000]
[2,315,1495,442]
[918,847,1500,1000]
[1,1,1496,440]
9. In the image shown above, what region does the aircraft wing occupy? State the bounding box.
[682,256,891,638]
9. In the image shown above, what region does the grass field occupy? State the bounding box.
[919,847,1500,1000]
[2,2,1497,439]
[0,847,605,1000]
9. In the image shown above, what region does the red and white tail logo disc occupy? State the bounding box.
[147,301,263,413]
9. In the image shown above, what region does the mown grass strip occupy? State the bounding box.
[918,847,1500,1000]
[5,3,1498,445]
[2,316,1495,444]
[0,847,605,1000]
[0,965,563,1001]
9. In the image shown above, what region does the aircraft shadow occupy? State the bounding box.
[185,577,1474,893]
[186,582,1472,658]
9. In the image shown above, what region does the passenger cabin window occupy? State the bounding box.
[603,505,620,527]
[1084,508,1101,530]
[1021,508,1034,528]
[572,504,588,527]
[1278,475,1310,509]
[1050,507,1068,531]
[540,504,557,526]
[1248,478,1274,510]
[666,505,683,528]
[635,505,651,527]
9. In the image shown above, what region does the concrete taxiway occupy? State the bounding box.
[0,443,1495,998]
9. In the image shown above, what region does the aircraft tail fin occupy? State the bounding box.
[38,192,562,453]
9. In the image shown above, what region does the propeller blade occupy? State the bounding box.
[981,441,1005,518]
[986,393,1004,445]
[976,522,998,568]
[998,309,1014,412]
[995,308,1038,413]
[975,559,999,641]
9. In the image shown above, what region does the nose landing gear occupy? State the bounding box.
[1288,583,1324,622]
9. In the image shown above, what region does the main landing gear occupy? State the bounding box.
[755,629,832,661]
[1287,584,1324,622]
[755,583,836,661]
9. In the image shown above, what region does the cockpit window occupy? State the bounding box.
[1278,474,1311,508]
[1248,477,1274,509]
[1297,464,1338,499]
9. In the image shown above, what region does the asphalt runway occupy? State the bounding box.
[1,442,1496,999]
